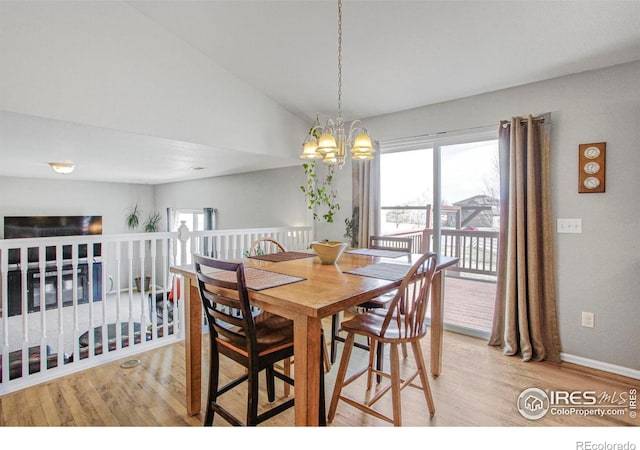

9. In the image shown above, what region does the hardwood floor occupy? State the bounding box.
[1,326,637,431]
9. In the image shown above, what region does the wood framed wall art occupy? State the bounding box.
[578,142,606,193]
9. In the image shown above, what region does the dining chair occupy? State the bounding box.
[327,252,438,426]
[194,254,295,426]
[368,235,413,253]
[249,237,286,256]
[330,235,413,365]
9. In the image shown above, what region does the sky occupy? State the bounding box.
[380,140,499,207]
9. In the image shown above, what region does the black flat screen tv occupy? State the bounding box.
[4,216,102,264]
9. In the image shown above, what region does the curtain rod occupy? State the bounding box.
[381,115,548,147]
[380,123,497,144]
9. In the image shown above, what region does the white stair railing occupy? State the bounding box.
[0,225,312,395]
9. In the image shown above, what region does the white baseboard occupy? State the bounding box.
[561,352,640,380]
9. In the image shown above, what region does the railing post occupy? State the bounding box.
[177,221,190,265]
[422,229,433,253]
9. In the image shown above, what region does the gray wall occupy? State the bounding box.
[153,166,310,230]
[330,61,639,372]
[0,176,155,236]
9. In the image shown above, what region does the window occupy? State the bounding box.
[168,208,216,264]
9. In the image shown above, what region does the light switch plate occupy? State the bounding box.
[557,218,582,233]
[581,312,595,328]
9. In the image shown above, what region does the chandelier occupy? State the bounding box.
[300,0,375,168]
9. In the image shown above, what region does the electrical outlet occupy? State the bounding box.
[581,311,594,328]
[557,218,583,233]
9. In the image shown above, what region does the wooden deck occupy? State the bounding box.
[434,275,496,333]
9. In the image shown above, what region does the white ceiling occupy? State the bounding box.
[2,0,640,184]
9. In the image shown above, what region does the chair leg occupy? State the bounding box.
[411,341,435,416]
[330,313,339,364]
[389,343,402,426]
[327,333,356,422]
[247,365,260,426]
[375,341,384,384]
[401,342,408,359]
[204,344,219,426]
[367,340,378,391]
[266,364,275,403]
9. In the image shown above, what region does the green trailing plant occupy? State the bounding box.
[126,203,142,231]
[300,160,340,224]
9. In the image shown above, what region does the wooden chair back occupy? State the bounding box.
[193,254,258,360]
[369,235,413,253]
[249,238,286,256]
[380,252,438,341]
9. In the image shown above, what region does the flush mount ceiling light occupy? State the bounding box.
[300,0,375,168]
[49,161,75,174]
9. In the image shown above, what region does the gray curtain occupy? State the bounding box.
[352,147,380,248]
[489,114,561,363]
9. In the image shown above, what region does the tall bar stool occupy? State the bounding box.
[328,252,438,426]
[194,254,295,426]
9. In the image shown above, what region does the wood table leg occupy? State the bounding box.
[184,282,202,416]
[430,270,444,377]
[293,315,322,426]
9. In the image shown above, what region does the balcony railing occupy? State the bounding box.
[387,228,499,277]
[0,225,312,394]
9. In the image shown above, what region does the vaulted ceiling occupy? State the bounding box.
[1,1,639,184]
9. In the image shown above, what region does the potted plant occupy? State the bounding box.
[344,206,359,248]
[143,211,162,232]
[126,203,142,231]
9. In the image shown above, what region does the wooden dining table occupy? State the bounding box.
[170,250,458,426]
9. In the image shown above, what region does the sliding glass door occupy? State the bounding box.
[379,128,499,337]
[380,148,433,244]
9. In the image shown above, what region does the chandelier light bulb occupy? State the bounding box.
[352,132,374,151]
[301,135,322,159]
[352,151,375,160]
[317,132,338,153]
[49,161,75,174]
[323,151,338,164]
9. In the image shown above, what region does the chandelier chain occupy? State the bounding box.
[337,0,342,119]
[299,0,375,165]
